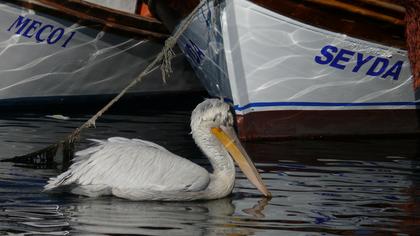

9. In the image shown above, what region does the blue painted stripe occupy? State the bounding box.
[234,101,420,111]
[223,97,234,104]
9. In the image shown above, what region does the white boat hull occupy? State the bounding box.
[0,1,201,106]
[178,0,419,139]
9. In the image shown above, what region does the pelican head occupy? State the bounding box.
[190,98,234,132]
[190,99,271,197]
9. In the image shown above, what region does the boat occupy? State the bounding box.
[148,0,420,140]
[0,0,202,109]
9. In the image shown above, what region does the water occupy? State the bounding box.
[0,104,419,235]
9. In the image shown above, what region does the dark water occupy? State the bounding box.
[0,105,419,235]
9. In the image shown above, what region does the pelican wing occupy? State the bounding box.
[45,137,210,193]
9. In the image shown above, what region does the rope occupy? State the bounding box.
[6,0,206,165]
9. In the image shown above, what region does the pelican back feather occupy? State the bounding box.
[44,137,210,199]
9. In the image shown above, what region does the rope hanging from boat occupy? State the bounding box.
[161,37,176,83]
[2,0,206,168]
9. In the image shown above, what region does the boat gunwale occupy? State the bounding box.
[149,0,407,48]
[2,0,169,40]
[250,0,407,49]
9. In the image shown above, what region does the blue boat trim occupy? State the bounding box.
[223,97,234,104]
[234,101,420,111]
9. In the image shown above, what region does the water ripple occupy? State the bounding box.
[0,112,419,235]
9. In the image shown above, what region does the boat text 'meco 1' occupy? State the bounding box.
[7,16,76,48]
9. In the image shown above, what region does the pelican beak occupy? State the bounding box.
[210,126,271,197]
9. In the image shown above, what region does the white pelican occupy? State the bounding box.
[44,99,271,200]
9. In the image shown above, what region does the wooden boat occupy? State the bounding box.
[0,0,202,108]
[148,0,420,140]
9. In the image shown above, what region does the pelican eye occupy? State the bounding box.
[213,113,221,122]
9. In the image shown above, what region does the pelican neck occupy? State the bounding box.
[191,125,235,174]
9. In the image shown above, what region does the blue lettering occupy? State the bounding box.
[190,40,205,64]
[7,15,77,47]
[185,40,205,64]
[366,58,389,77]
[22,20,42,38]
[352,53,374,72]
[315,44,404,81]
[35,24,54,42]
[47,28,64,44]
[61,31,76,48]
[185,44,194,63]
[330,49,355,70]
[315,45,338,65]
[381,60,403,80]
[7,16,31,34]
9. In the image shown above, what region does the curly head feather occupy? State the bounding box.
[190,99,233,132]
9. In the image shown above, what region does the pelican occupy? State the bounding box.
[44,99,271,201]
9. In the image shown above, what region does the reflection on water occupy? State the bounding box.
[0,108,419,235]
[66,198,238,235]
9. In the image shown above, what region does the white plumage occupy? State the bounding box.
[44,99,269,201]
